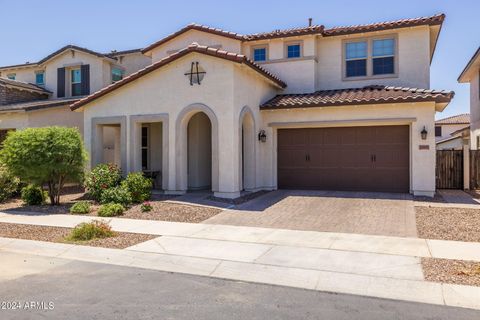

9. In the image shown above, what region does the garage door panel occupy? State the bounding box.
[277,126,409,193]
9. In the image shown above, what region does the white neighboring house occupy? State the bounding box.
[68,13,453,198]
[435,113,470,150]
[458,47,480,150]
[0,46,151,161]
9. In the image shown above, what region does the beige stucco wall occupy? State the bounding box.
[316,26,431,90]
[0,112,28,130]
[149,30,242,62]
[435,123,468,142]
[260,102,437,196]
[436,137,464,150]
[115,52,152,76]
[470,71,480,149]
[0,66,38,84]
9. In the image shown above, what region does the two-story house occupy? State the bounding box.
[458,47,480,150]
[0,45,151,160]
[68,13,453,198]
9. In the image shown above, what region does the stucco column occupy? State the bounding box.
[215,115,241,199]
[464,144,470,190]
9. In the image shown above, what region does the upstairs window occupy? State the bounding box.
[7,73,16,80]
[35,71,45,86]
[71,68,82,96]
[253,47,267,62]
[372,39,395,75]
[435,126,442,137]
[111,68,124,83]
[345,41,367,77]
[287,44,301,58]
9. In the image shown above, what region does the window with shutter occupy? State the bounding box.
[81,64,90,95]
[57,67,65,98]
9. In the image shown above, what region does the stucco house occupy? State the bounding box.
[0,45,151,158]
[66,13,453,198]
[435,113,470,150]
[458,47,480,150]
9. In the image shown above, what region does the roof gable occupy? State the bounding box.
[458,47,480,82]
[71,43,286,111]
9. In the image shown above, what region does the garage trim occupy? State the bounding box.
[268,117,417,128]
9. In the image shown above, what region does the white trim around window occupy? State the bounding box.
[342,34,399,81]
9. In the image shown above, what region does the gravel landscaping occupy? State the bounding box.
[422,258,480,287]
[0,222,156,249]
[415,206,480,242]
[0,189,222,223]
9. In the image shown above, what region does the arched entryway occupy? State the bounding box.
[176,104,219,193]
[239,106,256,191]
[187,112,212,190]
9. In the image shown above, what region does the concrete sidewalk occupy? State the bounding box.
[1,236,480,311]
[1,212,480,261]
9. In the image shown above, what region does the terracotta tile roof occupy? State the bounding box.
[323,13,445,36]
[104,48,144,57]
[245,25,324,41]
[0,77,51,94]
[71,43,286,111]
[260,85,454,110]
[0,45,116,71]
[0,97,79,113]
[142,24,245,54]
[435,113,470,125]
[458,47,480,82]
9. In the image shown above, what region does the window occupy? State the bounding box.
[141,126,149,170]
[287,44,301,58]
[35,71,45,85]
[71,68,82,96]
[372,39,395,75]
[253,47,267,62]
[6,74,16,80]
[111,68,124,83]
[345,41,367,77]
[435,126,442,137]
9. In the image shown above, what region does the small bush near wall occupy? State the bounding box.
[67,220,115,241]
[0,127,87,205]
[21,185,47,205]
[98,203,125,217]
[100,186,132,206]
[121,172,152,203]
[85,164,122,201]
[70,201,91,214]
[0,164,20,203]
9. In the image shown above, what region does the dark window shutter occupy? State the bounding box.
[57,67,65,98]
[81,64,90,95]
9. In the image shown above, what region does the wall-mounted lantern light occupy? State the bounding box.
[258,130,267,143]
[421,126,428,140]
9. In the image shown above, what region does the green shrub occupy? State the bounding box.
[141,201,153,212]
[0,164,20,203]
[0,127,87,205]
[84,164,122,201]
[121,172,152,203]
[100,186,132,206]
[21,185,46,205]
[66,220,115,241]
[70,201,91,214]
[98,203,125,217]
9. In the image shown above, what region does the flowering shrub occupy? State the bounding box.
[67,220,115,241]
[141,201,153,212]
[121,172,152,203]
[84,164,121,201]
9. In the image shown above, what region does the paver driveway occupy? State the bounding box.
[204,190,417,237]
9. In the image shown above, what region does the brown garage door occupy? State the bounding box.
[277,125,409,193]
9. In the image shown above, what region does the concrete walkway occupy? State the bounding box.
[204,190,417,237]
[1,212,480,261]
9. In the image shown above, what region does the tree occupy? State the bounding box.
[0,127,87,205]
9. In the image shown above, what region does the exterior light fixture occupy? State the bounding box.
[421,126,428,140]
[258,130,267,143]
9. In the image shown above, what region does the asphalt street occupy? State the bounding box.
[0,252,479,320]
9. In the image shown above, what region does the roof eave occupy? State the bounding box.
[458,47,480,83]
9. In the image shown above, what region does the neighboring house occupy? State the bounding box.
[458,47,480,149]
[70,13,453,198]
[0,45,151,158]
[435,113,470,150]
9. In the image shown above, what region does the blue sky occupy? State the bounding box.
[0,0,478,119]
